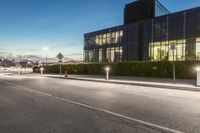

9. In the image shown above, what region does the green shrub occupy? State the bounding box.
[42,61,200,79]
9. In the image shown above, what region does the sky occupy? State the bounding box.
[0,0,200,61]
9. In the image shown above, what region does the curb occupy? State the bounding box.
[46,76,200,92]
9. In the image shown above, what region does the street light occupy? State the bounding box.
[4,56,7,67]
[27,61,31,67]
[196,67,200,86]
[196,67,200,71]
[40,67,44,76]
[43,47,49,64]
[105,66,110,80]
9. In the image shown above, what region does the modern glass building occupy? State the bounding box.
[84,0,200,62]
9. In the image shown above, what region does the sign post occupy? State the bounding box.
[57,52,64,76]
[170,42,176,84]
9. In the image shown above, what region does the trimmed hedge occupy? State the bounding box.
[42,61,200,79]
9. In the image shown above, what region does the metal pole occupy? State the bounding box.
[41,70,43,76]
[106,70,109,80]
[173,49,176,84]
[197,70,199,86]
[60,61,62,76]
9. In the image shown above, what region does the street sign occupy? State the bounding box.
[57,52,64,76]
[170,42,176,50]
[57,52,64,60]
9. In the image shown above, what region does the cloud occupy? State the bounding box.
[0,51,83,62]
[0,52,13,57]
[64,52,83,60]
[0,38,83,61]
[65,52,83,56]
[50,42,81,49]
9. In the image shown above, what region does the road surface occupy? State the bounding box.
[0,74,200,133]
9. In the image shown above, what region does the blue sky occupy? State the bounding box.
[0,0,200,61]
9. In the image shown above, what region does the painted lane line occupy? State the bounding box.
[0,79,184,133]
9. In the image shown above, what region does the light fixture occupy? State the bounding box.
[196,67,200,71]
[105,66,110,80]
[105,67,110,71]
[40,67,44,71]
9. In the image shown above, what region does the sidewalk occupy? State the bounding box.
[44,74,200,92]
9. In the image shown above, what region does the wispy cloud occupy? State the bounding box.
[0,52,13,57]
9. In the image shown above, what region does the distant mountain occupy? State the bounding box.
[0,55,83,63]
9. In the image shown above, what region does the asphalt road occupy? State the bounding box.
[0,74,200,133]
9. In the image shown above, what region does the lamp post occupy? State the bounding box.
[40,67,44,76]
[43,47,49,64]
[4,56,7,67]
[196,67,200,86]
[27,61,31,67]
[17,55,21,75]
[105,67,110,80]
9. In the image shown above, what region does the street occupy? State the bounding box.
[0,74,200,133]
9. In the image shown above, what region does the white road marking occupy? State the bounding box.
[0,79,184,133]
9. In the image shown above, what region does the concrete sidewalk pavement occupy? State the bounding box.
[42,74,200,92]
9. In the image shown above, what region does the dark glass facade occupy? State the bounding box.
[84,26,124,62]
[84,0,200,62]
[155,0,170,17]
[148,7,200,61]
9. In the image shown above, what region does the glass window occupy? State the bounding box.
[99,35,103,45]
[186,38,196,60]
[114,47,123,62]
[111,48,115,62]
[103,34,107,44]
[111,32,116,44]
[95,35,99,45]
[149,42,154,60]
[99,49,102,62]
[155,0,170,17]
[120,30,123,37]
[168,41,177,61]
[84,50,89,62]
[176,44,183,61]
[196,37,200,60]
[116,31,119,43]
[106,48,111,62]
[197,37,200,42]
[107,33,111,44]
[85,50,95,62]
[177,39,185,61]
[160,41,167,60]
[153,42,161,60]
[149,40,186,61]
